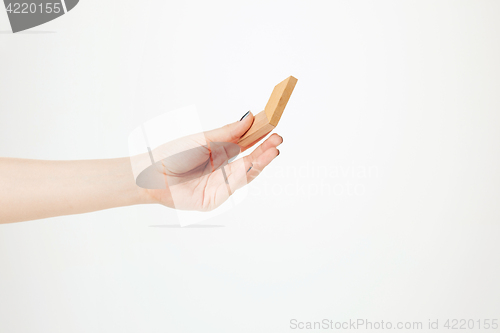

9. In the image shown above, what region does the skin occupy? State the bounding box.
[0,112,283,224]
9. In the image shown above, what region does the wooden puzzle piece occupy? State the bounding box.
[237,76,297,147]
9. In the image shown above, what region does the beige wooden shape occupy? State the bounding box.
[237,76,297,147]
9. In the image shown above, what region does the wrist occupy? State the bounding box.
[116,157,157,206]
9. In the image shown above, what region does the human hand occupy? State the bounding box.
[136,112,283,211]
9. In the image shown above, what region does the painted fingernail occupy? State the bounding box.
[247,163,253,173]
[239,111,250,121]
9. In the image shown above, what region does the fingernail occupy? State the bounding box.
[239,111,250,121]
[247,163,253,173]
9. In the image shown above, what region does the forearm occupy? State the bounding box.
[0,157,152,223]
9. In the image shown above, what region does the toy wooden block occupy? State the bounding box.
[238,76,297,147]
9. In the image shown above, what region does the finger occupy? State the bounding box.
[248,133,283,160]
[239,130,277,152]
[246,147,280,183]
[224,146,280,193]
[204,111,254,144]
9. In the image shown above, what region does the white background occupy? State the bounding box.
[1,1,499,332]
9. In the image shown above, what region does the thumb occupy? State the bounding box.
[204,111,254,143]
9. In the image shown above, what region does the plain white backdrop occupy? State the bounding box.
[1,1,499,332]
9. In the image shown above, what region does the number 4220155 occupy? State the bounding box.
[6,3,62,14]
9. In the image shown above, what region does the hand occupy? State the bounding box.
[0,112,283,223]
[139,112,283,211]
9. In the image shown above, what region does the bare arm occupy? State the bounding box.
[0,114,282,224]
[0,157,151,223]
